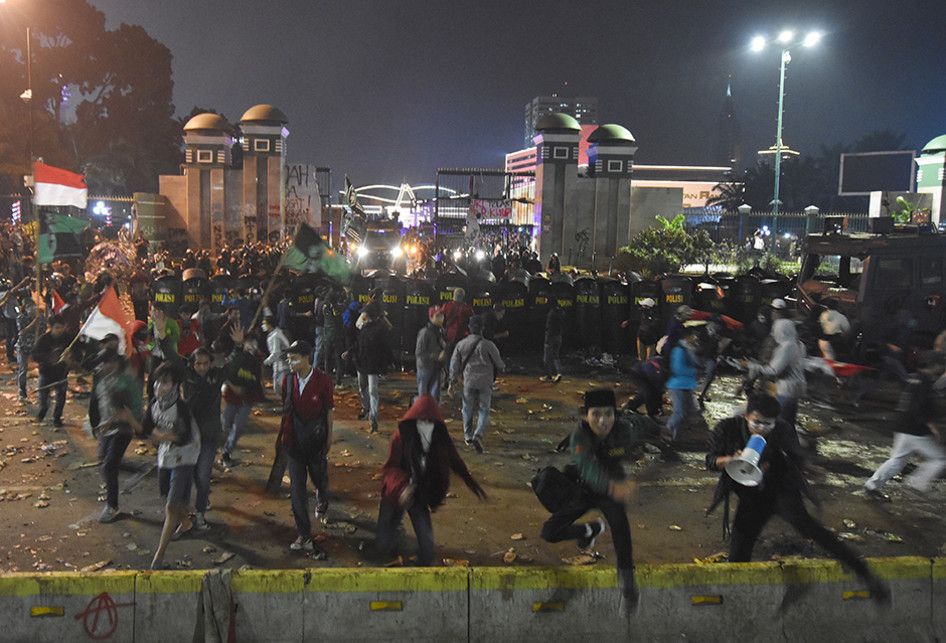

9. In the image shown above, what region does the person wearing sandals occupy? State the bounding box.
[124,362,201,569]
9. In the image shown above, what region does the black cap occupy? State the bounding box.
[283,340,312,358]
[583,388,616,410]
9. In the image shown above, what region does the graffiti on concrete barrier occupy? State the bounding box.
[73,592,134,640]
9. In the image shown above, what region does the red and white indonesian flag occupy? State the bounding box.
[81,287,131,355]
[33,162,88,209]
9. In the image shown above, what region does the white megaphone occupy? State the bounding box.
[725,434,767,487]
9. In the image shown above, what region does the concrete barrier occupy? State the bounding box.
[303,567,468,641]
[134,570,204,642]
[780,556,932,642]
[469,566,629,642]
[932,558,946,639]
[0,558,938,641]
[231,569,307,642]
[635,561,785,641]
[0,571,137,642]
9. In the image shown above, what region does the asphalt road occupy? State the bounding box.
[0,355,941,574]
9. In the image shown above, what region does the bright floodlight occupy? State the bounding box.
[356,246,369,259]
[475,249,485,261]
[750,35,766,52]
[452,250,462,261]
[391,246,403,258]
[803,31,822,47]
[777,30,795,44]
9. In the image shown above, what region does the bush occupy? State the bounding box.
[615,214,712,279]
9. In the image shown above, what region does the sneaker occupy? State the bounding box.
[471,437,484,454]
[98,505,120,524]
[539,375,551,382]
[221,453,235,468]
[194,513,211,531]
[171,522,193,541]
[551,374,562,383]
[290,536,314,552]
[863,486,891,502]
[578,518,606,552]
[53,418,64,428]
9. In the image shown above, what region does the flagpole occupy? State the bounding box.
[245,222,307,333]
[33,200,42,342]
[58,286,111,360]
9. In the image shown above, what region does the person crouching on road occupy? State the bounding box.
[541,389,654,608]
[280,340,334,556]
[449,314,505,453]
[415,305,446,401]
[124,363,201,569]
[377,395,486,565]
[706,392,890,604]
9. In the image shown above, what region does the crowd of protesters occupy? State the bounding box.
[4,227,937,611]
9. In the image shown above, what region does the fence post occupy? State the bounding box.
[804,205,819,235]
[737,204,751,242]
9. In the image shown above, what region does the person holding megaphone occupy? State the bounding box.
[706,392,890,605]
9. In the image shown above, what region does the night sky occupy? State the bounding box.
[90,0,945,187]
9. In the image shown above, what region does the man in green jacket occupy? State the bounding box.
[541,388,657,609]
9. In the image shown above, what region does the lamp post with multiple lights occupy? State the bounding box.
[750,29,822,230]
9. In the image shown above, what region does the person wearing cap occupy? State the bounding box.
[279,340,334,554]
[541,388,656,608]
[666,325,701,442]
[449,314,505,453]
[415,305,446,400]
[377,395,486,565]
[706,392,890,604]
[864,352,946,498]
[88,348,143,524]
[262,316,291,392]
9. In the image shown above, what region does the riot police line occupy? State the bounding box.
[149,267,794,363]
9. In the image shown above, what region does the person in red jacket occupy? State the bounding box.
[280,340,334,556]
[440,287,473,369]
[377,395,486,565]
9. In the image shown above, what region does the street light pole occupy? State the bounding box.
[25,25,33,165]
[772,48,790,230]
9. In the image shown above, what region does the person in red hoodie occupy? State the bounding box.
[377,395,487,565]
[440,287,472,371]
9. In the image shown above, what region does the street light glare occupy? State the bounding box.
[777,30,795,44]
[750,35,766,52]
[803,31,823,48]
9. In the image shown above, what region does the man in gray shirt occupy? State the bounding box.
[449,314,505,453]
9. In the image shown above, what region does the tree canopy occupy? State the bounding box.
[0,0,181,194]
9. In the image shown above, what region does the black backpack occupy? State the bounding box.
[530,465,584,513]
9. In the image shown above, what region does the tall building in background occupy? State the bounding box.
[715,76,741,169]
[524,94,598,147]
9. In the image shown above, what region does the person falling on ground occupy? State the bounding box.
[377,395,486,565]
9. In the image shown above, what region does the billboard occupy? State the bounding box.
[838,150,916,196]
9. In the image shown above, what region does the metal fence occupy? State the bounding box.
[685,211,869,244]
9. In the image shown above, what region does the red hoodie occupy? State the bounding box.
[380,395,485,509]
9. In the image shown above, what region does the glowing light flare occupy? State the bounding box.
[750,35,766,52]
[474,249,485,261]
[802,31,822,48]
[777,29,795,44]
[356,246,369,259]
[391,246,403,258]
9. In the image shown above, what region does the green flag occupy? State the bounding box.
[38,212,89,264]
[281,223,350,281]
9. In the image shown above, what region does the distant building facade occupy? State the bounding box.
[524,94,598,148]
[156,104,289,250]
